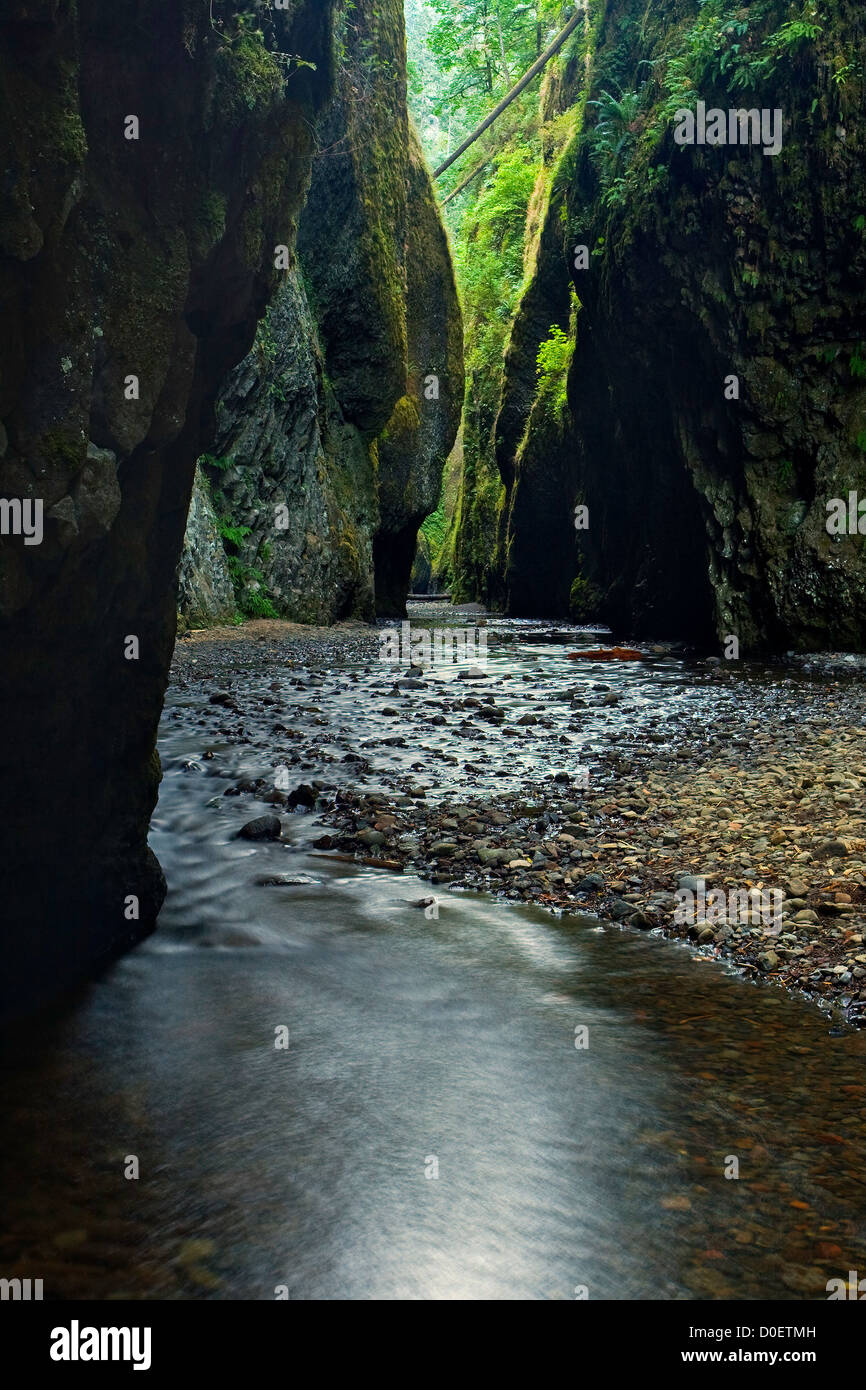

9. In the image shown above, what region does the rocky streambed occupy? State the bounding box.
[4,606,866,1301]
[171,605,866,1028]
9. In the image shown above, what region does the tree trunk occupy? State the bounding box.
[434,7,584,180]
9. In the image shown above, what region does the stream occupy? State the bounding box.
[1,610,865,1300]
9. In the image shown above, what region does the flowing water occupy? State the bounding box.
[1,612,865,1300]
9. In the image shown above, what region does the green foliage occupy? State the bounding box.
[420,494,447,548]
[218,520,252,549]
[200,452,235,473]
[770,16,823,50]
[405,0,452,141]
[587,86,643,184]
[599,162,668,211]
[534,290,580,423]
[407,2,581,594]
[569,575,601,621]
[231,11,266,42]
[425,0,558,134]
[412,0,569,177]
[657,2,822,108]
[856,430,866,455]
[239,585,280,619]
[255,308,278,367]
[577,1,824,228]
[226,554,279,619]
[535,324,572,421]
[215,34,284,115]
[454,144,541,382]
[851,345,866,380]
[588,91,674,207]
[210,3,316,86]
[202,444,279,619]
[832,61,859,88]
[776,458,794,485]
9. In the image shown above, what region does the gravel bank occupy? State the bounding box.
[170,619,866,1027]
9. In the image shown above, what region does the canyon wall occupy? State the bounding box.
[180,3,463,625]
[0,0,333,1014]
[452,0,866,651]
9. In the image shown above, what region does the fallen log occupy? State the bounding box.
[311,852,404,873]
[568,647,646,661]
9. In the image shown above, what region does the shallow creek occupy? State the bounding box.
[1,611,864,1299]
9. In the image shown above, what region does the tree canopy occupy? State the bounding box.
[406,0,567,167]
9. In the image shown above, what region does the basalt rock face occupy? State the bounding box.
[0,0,335,1015]
[194,264,380,624]
[177,470,236,628]
[182,2,463,625]
[469,0,866,651]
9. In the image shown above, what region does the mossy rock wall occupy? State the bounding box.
[456,0,866,652]
[375,126,464,615]
[181,0,463,624]
[177,469,237,627]
[0,0,336,1014]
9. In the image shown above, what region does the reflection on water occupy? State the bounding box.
[0,620,864,1300]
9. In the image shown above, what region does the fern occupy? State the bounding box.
[200,452,235,473]
[218,521,252,549]
[536,317,575,422]
[587,85,643,185]
[771,18,823,49]
[240,588,279,619]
